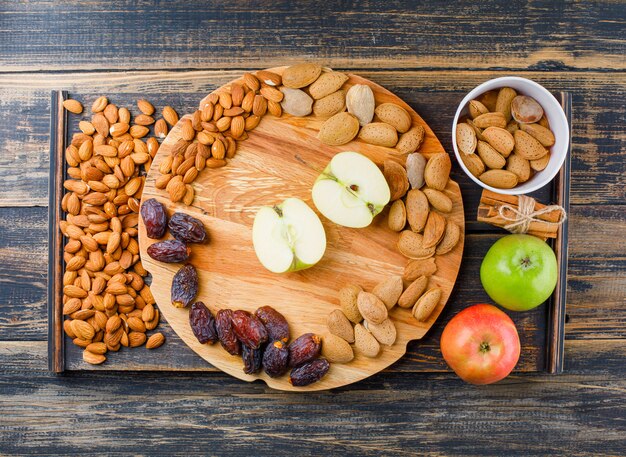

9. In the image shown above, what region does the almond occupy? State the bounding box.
[473,112,507,129]
[309,71,348,99]
[403,258,437,282]
[482,127,515,156]
[327,309,355,343]
[469,99,489,119]
[397,230,435,259]
[260,85,284,103]
[388,199,407,232]
[530,153,551,171]
[162,106,179,126]
[460,152,486,177]
[383,160,409,200]
[321,334,354,363]
[92,113,110,137]
[86,342,107,355]
[422,211,446,249]
[354,323,380,358]
[63,99,84,114]
[154,119,168,138]
[252,95,267,116]
[358,122,398,147]
[396,126,425,154]
[129,331,147,347]
[478,89,499,112]
[91,96,108,113]
[230,115,245,138]
[406,189,429,232]
[230,83,245,106]
[267,100,282,117]
[423,188,453,213]
[435,220,461,255]
[406,153,426,189]
[318,112,359,145]
[364,318,396,346]
[339,284,363,324]
[130,125,150,139]
[312,90,346,117]
[72,319,95,340]
[398,275,428,308]
[506,154,531,182]
[109,122,130,137]
[424,153,451,191]
[279,87,313,117]
[219,92,233,109]
[520,123,555,147]
[479,169,519,189]
[282,63,322,88]
[243,72,261,91]
[374,103,412,133]
[513,130,549,160]
[511,95,544,124]
[83,350,106,365]
[477,140,506,168]
[345,84,375,126]
[135,114,155,126]
[256,70,281,87]
[413,288,442,321]
[357,292,388,325]
[146,332,165,349]
[79,120,95,135]
[456,123,477,155]
[372,275,403,310]
[495,87,517,122]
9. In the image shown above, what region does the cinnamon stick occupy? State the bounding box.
[477,190,563,239]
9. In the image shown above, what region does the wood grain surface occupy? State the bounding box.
[0,0,624,455]
[139,70,465,390]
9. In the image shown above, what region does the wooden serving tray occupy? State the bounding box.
[138,69,464,391]
[48,85,571,379]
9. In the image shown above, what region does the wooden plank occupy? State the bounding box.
[0,70,622,207]
[0,341,624,457]
[0,1,624,72]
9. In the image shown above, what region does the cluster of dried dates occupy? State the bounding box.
[60,96,170,365]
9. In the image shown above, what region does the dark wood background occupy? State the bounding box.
[0,1,624,455]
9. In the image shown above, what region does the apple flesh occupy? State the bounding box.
[480,234,557,312]
[440,303,521,385]
[252,197,326,273]
[312,151,390,228]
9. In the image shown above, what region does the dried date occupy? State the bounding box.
[255,306,290,343]
[168,212,208,243]
[262,340,289,378]
[242,344,263,374]
[189,301,218,344]
[147,239,191,263]
[141,198,168,239]
[288,333,321,367]
[171,264,198,308]
[231,310,268,349]
[289,358,330,387]
[215,309,241,355]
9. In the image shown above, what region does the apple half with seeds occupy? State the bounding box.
[252,197,327,273]
[312,151,390,228]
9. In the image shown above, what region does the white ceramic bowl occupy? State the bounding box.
[452,76,569,195]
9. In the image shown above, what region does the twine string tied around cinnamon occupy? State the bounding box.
[498,195,567,234]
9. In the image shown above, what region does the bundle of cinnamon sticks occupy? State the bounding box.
[477,190,565,239]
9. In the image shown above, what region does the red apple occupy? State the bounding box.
[440,304,520,385]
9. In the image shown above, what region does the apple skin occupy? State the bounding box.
[440,304,520,385]
[480,234,557,312]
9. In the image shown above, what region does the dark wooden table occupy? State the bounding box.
[1,2,624,455]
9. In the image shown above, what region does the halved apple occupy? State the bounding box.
[312,151,390,228]
[252,197,327,273]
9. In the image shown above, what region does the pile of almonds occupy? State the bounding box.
[61,96,168,364]
[155,63,428,206]
[456,87,556,189]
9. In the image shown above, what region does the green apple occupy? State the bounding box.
[311,151,390,228]
[252,197,326,273]
[480,234,558,311]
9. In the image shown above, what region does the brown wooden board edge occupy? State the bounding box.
[46,90,571,374]
[48,90,67,373]
[546,92,571,374]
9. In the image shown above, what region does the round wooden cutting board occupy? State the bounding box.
[139,68,464,391]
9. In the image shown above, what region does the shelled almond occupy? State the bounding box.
[62,96,167,364]
[457,87,555,188]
